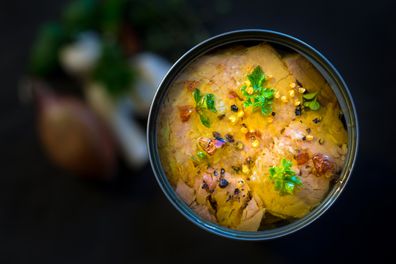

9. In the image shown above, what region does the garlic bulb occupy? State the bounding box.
[60,32,101,76]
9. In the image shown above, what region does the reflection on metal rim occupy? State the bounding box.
[147,29,359,240]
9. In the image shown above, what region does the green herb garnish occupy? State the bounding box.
[248,65,266,89]
[193,88,217,127]
[93,42,135,96]
[29,22,65,76]
[303,91,320,111]
[269,159,302,195]
[191,150,208,166]
[199,114,210,127]
[193,88,202,103]
[196,151,207,160]
[205,94,216,113]
[241,66,274,115]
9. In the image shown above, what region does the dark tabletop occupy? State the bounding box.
[0,0,395,263]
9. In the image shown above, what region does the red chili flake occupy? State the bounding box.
[228,90,243,100]
[312,153,335,175]
[184,80,200,91]
[178,105,194,122]
[198,137,217,155]
[296,152,309,165]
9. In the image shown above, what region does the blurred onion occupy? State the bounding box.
[34,80,116,179]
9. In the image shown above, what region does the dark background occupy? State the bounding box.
[0,0,395,263]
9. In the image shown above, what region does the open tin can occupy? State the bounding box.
[147,29,359,240]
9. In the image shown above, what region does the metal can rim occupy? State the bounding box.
[147,29,359,240]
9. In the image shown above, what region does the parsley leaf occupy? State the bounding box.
[241,66,274,115]
[198,112,210,127]
[205,94,217,113]
[193,88,217,127]
[193,88,202,104]
[269,158,302,195]
[302,91,320,111]
[302,91,318,100]
[248,65,266,90]
[306,99,320,111]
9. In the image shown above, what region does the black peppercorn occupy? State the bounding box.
[217,114,225,120]
[225,134,235,143]
[212,131,222,140]
[246,156,253,165]
[313,117,321,124]
[231,104,238,112]
[271,112,276,116]
[232,166,241,173]
[295,105,302,116]
[219,178,229,188]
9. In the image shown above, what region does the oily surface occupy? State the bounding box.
[157,43,348,231]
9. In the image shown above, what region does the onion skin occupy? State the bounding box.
[35,82,117,179]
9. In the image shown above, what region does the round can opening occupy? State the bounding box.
[147,29,359,240]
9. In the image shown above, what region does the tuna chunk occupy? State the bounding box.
[191,203,217,223]
[176,180,195,206]
[250,128,332,218]
[211,172,251,228]
[236,197,265,231]
[283,54,337,105]
[158,43,348,231]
